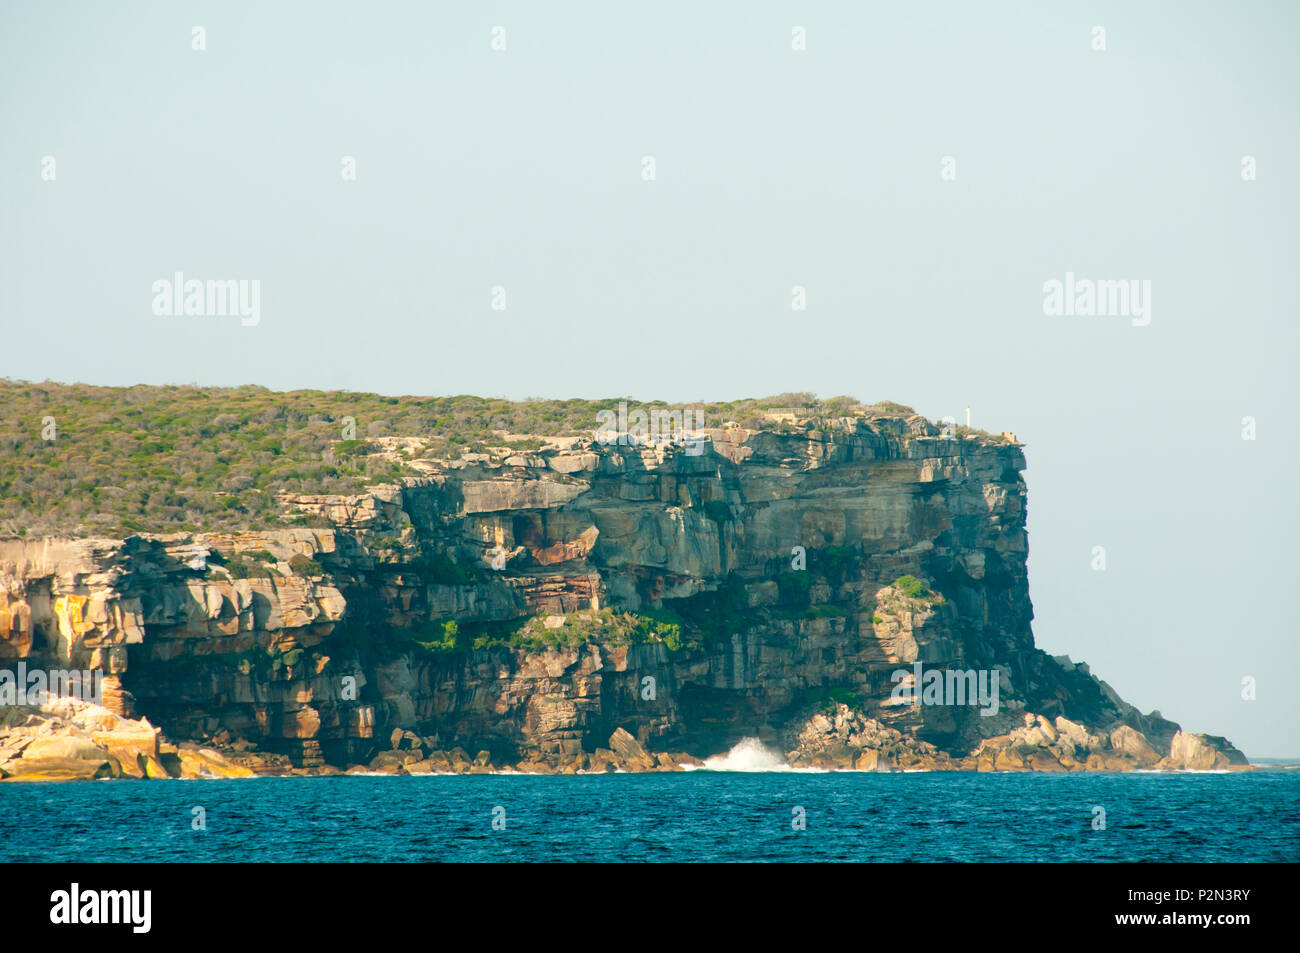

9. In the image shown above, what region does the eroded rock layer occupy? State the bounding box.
[0,417,1246,777]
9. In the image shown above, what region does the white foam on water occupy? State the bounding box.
[694,737,805,772]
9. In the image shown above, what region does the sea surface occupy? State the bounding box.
[4,748,1297,862]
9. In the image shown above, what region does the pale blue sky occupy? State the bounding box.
[2,1,1297,756]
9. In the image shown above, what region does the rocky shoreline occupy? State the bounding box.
[0,409,1249,781]
[1,698,1247,782]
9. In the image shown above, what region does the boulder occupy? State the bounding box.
[608,727,655,771]
[2,756,114,782]
[1109,725,1160,766]
[368,750,406,771]
[19,735,109,762]
[1162,731,1231,770]
[854,749,880,771]
[1024,750,1066,772]
[994,748,1026,771]
[176,746,255,778]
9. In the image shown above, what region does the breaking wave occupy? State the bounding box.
[698,737,794,772]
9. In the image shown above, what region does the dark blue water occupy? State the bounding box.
[3,770,1297,862]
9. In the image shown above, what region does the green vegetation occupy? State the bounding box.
[892,574,929,599]
[407,609,699,656]
[333,439,378,459]
[207,549,276,579]
[802,604,848,619]
[818,545,857,586]
[807,686,865,715]
[288,554,325,577]
[659,573,759,643]
[418,553,481,585]
[777,570,812,605]
[888,574,943,606]
[0,379,923,537]
[229,643,318,680]
[413,619,461,653]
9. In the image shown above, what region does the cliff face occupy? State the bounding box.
[0,416,1246,776]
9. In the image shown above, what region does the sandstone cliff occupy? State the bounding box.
[0,412,1247,777]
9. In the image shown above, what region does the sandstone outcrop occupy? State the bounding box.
[0,696,251,781]
[780,705,1241,773]
[0,412,1247,776]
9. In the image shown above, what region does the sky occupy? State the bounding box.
[2,1,1297,757]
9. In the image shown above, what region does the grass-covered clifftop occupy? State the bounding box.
[0,379,919,538]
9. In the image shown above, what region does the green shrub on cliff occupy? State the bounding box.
[892,574,928,599]
[411,620,462,654]
[433,609,701,655]
[802,604,847,620]
[807,686,864,715]
[333,439,378,458]
[627,608,697,653]
[777,571,812,605]
[288,554,324,577]
[207,549,275,579]
[818,545,856,585]
[420,553,479,585]
[660,574,757,644]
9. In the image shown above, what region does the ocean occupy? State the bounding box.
[4,756,1297,863]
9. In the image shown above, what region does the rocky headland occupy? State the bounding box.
[0,405,1247,779]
